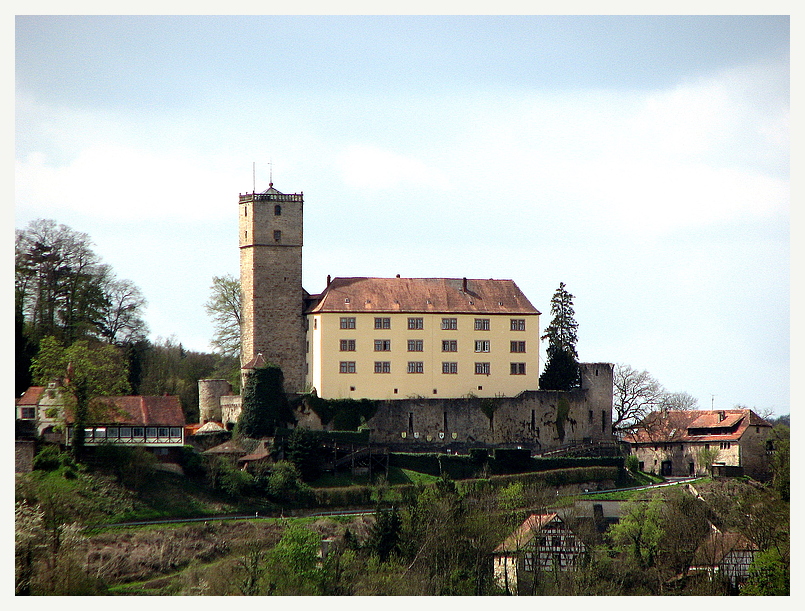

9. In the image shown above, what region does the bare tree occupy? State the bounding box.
[205,274,241,358]
[658,391,699,411]
[98,274,149,344]
[612,364,666,435]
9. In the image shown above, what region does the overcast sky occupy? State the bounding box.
[14,14,790,416]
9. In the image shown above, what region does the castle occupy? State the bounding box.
[199,182,615,453]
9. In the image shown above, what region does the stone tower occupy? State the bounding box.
[239,182,307,393]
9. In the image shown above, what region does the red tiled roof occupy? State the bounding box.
[67,395,185,427]
[17,387,45,406]
[494,513,559,553]
[625,409,771,445]
[306,277,540,315]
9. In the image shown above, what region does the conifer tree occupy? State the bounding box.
[539,282,580,390]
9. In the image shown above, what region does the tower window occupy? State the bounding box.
[274,204,282,216]
[273,230,282,242]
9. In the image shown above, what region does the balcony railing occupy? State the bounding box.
[239,192,303,203]
[66,426,184,445]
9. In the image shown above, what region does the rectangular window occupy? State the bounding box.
[94,427,106,439]
[442,362,458,374]
[158,427,169,438]
[510,362,526,375]
[107,427,119,438]
[510,341,526,353]
[170,427,182,438]
[511,319,526,331]
[475,362,490,375]
[20,407,35,419]
[374,361,391,374]
[408,339,424,352]
[374,317,391,329]
[120,427,132,438]
[132,427,144,438]
[273,230,282,242]
[374,339,391,351]
[339,361,357,373]
[474,318,490,331]
[339,339,356,351]
[408,317,424,330]
[146,427,157,439]
[408,361,424,374]
[442,339,457,352]
[441,317,457,330]
[475,340,490,353]
[340,317,356,329]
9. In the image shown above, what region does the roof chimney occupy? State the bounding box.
[327,275,331,286]
[462,277,468,292]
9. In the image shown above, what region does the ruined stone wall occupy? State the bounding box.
[359,362,614,452]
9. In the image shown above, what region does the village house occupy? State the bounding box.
[492,512,587,595]
[624,409,773,479]
[689,528,759,589]
[15,381,186,462]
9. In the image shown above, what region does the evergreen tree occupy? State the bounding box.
[368,507,402,562]
[236,365,291,438]
[539,282,580,390]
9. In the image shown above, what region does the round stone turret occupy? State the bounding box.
[198,379,233,424]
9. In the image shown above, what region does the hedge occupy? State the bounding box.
[389,452,624,478]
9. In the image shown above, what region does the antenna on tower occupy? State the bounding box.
[268,159,273,187]
[252,162,256,193]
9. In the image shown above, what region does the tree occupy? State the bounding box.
[98,275,149,345]
[236,365,292,439]
[611,364,666,435]
[16,219,107,344]
[31,336,130,457]
[539,282,580,390]
[205,274,242,358]
[608,495,665,569]
[657,391,699,411]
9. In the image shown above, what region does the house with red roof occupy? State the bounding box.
[492,512,587,595]
[624,409,773,479]
[16,381,186,460]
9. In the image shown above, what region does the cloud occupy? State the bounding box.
[15,143,243,221]
[335,144,452,191]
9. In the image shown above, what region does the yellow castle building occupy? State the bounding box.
[306,276,540,400]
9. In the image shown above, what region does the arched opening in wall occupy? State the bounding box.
[275,204,282,216]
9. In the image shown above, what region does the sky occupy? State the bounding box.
[13,13,791,417]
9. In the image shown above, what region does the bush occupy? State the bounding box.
[33,445,73,472]
[625,454,640,472]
